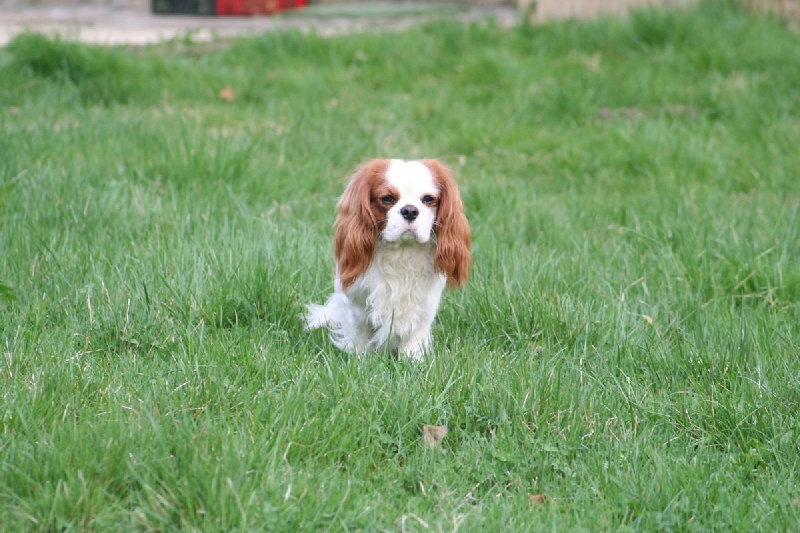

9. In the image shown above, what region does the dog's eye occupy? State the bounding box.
[421,195,436,205]
[380,195,396,206]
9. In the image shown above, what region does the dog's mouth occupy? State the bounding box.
[381,227,428,245]
[398,229,418,241]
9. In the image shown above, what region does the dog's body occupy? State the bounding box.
[305,243,446,357]
[305,159,471,361]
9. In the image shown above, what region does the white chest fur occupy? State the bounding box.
[347,242,446,351]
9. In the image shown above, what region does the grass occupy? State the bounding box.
[1,1,800,529]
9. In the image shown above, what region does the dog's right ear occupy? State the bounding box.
[334,159,390,291]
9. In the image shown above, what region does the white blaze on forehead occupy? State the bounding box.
[385,160,437,198]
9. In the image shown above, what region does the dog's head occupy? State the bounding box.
[334,159,472,291]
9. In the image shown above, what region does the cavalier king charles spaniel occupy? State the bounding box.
[305,159,472,361]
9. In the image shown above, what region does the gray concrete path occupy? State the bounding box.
[0,3,517,46]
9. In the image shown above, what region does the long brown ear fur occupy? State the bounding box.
[422,159,472,288]
[334,159,390,291]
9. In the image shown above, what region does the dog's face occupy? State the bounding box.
[334,159,472,291]
[373,160,439,245]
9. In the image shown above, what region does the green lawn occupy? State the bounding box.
[1,2,799,530]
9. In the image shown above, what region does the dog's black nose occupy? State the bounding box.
[400,205,419,222]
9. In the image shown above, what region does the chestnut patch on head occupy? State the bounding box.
[370,185,401,230]
[379,194,397,206]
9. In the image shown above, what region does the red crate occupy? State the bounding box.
[215,0,306,15]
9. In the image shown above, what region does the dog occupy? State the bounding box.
[305,159,472,361]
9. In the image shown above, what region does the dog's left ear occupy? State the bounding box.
[423,159,472,288]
